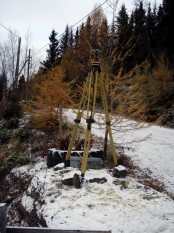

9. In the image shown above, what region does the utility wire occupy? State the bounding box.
[34,0,109,56]
[0,22,20,38]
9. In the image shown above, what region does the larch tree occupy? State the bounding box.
[29,67,73,130]
[90,4,105,49]
[34,67,71,110]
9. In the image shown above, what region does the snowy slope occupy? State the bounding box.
[65,109,174,196]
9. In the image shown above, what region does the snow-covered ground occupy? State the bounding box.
[6,109,174,232]
[9,161,174,233]
[65,109,174,196]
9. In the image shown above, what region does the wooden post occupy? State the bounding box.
[59,105,63,136]
[27,49,31,82]
[0,203,6,233]
[26,49,31,101]
[14,37,21,89]
[103,128,108,161]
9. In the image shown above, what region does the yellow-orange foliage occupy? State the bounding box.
[34,67,72,110]
[113,56,174,123]
[25,67,73,130]
[151,55,174,103]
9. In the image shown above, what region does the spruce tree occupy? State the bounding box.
[162,0,174,64]
[68,28,74,48]
[60,25,70,57]
[115,4,131,73]
[74,27,79,49]
[41,29,60,72]
[131,1,149,66]
[146,3,157,63]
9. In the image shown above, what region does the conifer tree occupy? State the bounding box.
[40,29,60,72]
[98,18,109,58]
[74,27,79,49]
[60,25,70,57]
[146,3,156,51]
[90,5,105,49]
[162,0,174,63]
[68,28,74,47]
[132,1,149,66]
[29,67,73,130]
[74,21,92,82]
[142,2,159,65]
[114,4,132,73]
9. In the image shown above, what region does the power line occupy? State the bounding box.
[34,0,109,56]
[34,43,50,55]
[0,22,20,38]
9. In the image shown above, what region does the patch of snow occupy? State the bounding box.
[21,195,34,212]
[54,163,64,169]
[115,165,127,171]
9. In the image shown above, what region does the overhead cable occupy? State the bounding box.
[0,22,20,38]
[34,0,109,56]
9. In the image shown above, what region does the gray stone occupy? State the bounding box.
[112,165,127,178]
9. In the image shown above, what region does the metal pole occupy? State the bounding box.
[0,203,6,233]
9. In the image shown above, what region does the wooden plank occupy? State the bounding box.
[0,203,6,233]
[6,227,111,233]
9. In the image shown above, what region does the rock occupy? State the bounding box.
[61,178,73,186]
[73,173,81,189]
[53,163,65,171]
[89,177,107,184]
[61,174,81,188]
[112,165,127,178]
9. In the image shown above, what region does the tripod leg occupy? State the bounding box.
[99,75,118,165]
[81,70,99,176]
[65,75,90,166]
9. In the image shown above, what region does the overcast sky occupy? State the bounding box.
[0,0,162,60]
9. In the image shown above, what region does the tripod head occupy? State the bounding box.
[91,49,101,73]
[91,49,101,62]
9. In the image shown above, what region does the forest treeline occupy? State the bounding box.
[40,0,174,76]
[0,0,174,128]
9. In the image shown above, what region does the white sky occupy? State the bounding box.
[0,0,162,60]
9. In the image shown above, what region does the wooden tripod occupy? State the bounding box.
[65,51,117,179]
